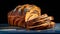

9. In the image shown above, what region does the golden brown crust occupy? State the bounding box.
[8,4,55,30]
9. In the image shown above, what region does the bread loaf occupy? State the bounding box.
[8,4,55,30]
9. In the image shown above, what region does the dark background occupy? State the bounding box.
[0,0,59,24]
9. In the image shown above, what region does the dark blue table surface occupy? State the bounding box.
[0,23,60,33]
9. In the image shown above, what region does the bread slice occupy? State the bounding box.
[26,21,55,30]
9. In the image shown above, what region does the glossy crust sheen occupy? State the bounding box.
[8,4,55,30]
